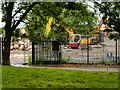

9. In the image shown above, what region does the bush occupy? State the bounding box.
[62,56,72,64]
[28,54,32,65]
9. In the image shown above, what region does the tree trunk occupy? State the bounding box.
[2,31,12,65]
[2,2,37,65]
[2,2,14,65]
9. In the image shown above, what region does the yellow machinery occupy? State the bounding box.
[93,16,108,43]
[45,17,74,41]
[80,16,108,45]
[45,16,108,48]
[95,17,107,34]
[80,35,91,45]
[45,17,81,48]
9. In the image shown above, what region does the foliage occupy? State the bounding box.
[62,56,72,64]
[1,1,98,65]
[44,45,52,52]
[2,65,118,88]
[28,54,32,65]
[1,27,5,37]
[59,4,97,36]
[94,2,120,37]
[24,2,65,43]
[25,2,97,44]
[108,32,120,40]
[11,28,22,42]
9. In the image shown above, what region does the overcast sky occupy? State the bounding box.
[0,8,4,28]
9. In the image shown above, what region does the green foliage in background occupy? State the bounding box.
[25,2,97,43]
[94,2,120,37]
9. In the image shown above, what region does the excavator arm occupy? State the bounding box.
[80,17,107,45]
[61,25,74,40]
[94,16,107,43]
[45,17,74,41]
[45,17,81,49]
[95,17,107,35]
[45,17,54,37]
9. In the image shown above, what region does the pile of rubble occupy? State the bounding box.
[10,39,32,51]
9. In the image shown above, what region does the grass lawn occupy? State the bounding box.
[2,65,119,88]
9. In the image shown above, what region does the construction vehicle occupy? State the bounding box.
[45,16,108,49]
[71,17,108,45]
[45,17,81,49]
[93,16,108,44]
[80,16,108,45]
[79,17,108,50]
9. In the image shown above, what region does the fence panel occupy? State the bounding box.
[62,37,118,64]
[32,41,61,64]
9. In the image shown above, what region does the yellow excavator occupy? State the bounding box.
[45,17,81,49]
[45,16,108,49]
[80,16,108,45]
[93,16,108,44]
[79,17,108,50]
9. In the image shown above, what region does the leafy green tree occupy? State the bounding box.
[94,2,120,39]
[1,2,38,65]
[59,7,97,35]
[25,2,97,44]
[1,2,98,65]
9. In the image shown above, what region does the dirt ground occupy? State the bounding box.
[10,37,119,65]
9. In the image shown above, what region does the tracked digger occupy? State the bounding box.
[45,16,108,49]
[45,17,81,49]
[93,16,108,44]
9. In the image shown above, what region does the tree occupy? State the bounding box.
[94,2,120,37]
[1,2,38,65]
[25,2,97,44]
[1,2,97,65]
[24,2,64,43]
[59,7,97,35]
[94,2,120,63]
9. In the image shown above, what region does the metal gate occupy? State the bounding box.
[32,41,61,64]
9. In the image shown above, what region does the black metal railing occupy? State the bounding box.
[32,41,61,64]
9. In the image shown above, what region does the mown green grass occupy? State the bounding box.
[0,66,2,89]
[2,65,119,88]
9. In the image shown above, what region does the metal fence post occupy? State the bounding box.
[32,42,35,64]
[115,39,118,63]
[87,36,89,64]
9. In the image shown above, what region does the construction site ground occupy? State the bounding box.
[10,37,119,72]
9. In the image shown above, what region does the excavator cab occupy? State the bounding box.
[72,34,81,43]
[68,34,81,49]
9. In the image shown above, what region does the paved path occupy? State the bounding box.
[11,64,119,72]
[10,50,30,64]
